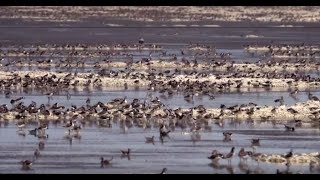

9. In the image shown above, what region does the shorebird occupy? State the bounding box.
[72,124,82,134]
[38,124,48,134]
[21,160,33,170]
[100,156,113,167]
[287,108,299,118]
[63,120,75,129]
[39,140,45,150]
[67,91,71,100]
[160,168,167,174]
[308,92,320,101]
[284,124,295,131]
[289,89,298,99]
[45,92,54,102]
[251,138,260,152]
[145,136,155,144]
[238,148,250,162]
[284,149,293,166]
[208,150,224,161]
[274,96,284,106]
[10,97,24,105]
[86,98,91,105]
[121,148,131,156]
[160,124,171,138]
[223,131,233,142]
[138,37,145,45]
[16,121,26,130]
[34,149,40,158]
[28,128,38,136]
[223,147,235,164]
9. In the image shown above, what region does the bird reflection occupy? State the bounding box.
[191,132,201,144]
[208,161,235,174]
[238,161,250,174]
[121,154,131,161]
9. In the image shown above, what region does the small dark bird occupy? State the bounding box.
[121,148,131,156]
[284,124,295,131]
[284,149,293,166]
[208,150,224,161]
[309,92,320,101]
[251,138,260,152]
[86,98,90,105]
[274,96,284,106]
[160,168,167,174]
[284,149,293,159]
[46,92,54,101]
[223,147,235,164]
[223,131,233,142]
[100,156,113,167]
[28,128,38,136]
[160,124,171,138]
[21,160,33,170]
[238,148,250,162]
[34,149,40,158]
[139,37,144,44]
[39,141,45,150]
[145,136,155,144]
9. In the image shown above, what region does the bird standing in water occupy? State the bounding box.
[139,37,145,45]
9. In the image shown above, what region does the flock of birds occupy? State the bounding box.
[1,40,320,174]
[5,94,318,174]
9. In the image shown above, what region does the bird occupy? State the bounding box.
[238,148,250,162]
[223,147,235,164]
[160,124,171,138]
[67,91,71,100]
[10,97,24,105]
[308,92,320,101]
[145,136,155,144]
[274,96,284,106]
[45,92,54,101]
[21,160,33,170]
[138,37,144,44]
[121,148,131,156]
[28,128,38,136]
[251,138,260,152]
[223,131,233,142]
[86,98,91,105]
[160,168,167,174]
[284,124,295,131]
[16,122,26,130]
[34,149,40,158]
[39,141,45,150]
[100,156,113,167]
[63,120,74,129]
[38,124,48,133]
[284,149,293,166]
[208,150,224,161]
[284,149,293,159]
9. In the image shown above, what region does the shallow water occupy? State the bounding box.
[0,119,319,174]
[2,88,320,109]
